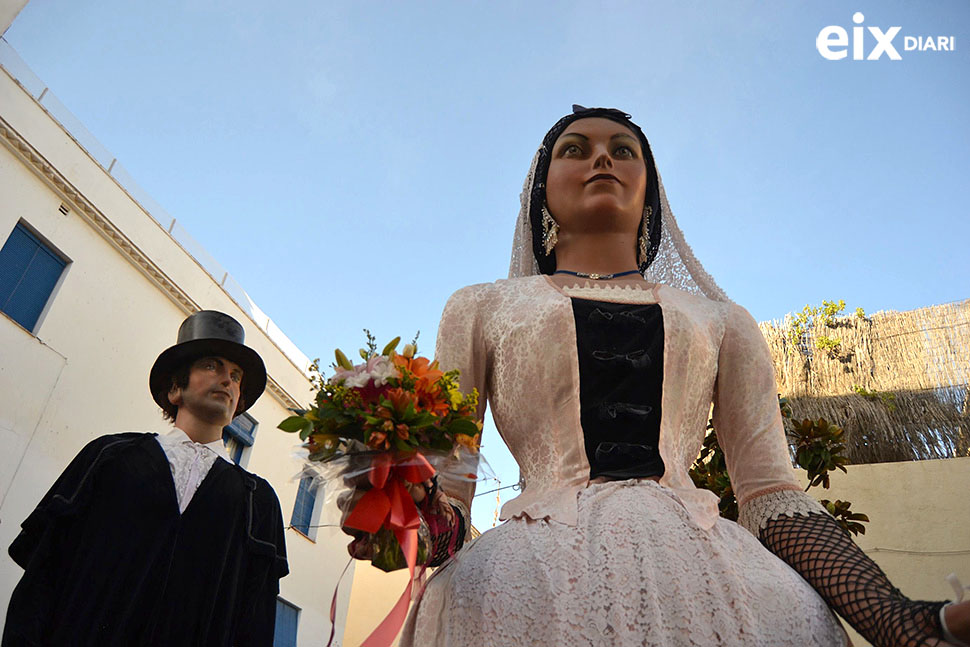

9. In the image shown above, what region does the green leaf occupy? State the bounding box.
[381,336,401,356]
[298,424,314,441]
[335,348,354,370]
[448,418,481,436]
[410,412,437,427]
[278,416,310,433]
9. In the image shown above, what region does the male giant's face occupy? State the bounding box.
[168,356,244,427]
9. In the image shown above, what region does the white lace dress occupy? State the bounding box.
[400,276,847,647]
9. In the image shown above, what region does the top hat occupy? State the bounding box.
[149,310,267,414]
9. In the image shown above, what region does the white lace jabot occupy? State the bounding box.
[155,428,232,513]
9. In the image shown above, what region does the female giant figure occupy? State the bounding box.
[393,106,969,647]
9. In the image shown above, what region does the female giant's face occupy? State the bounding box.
[545,117,648,239]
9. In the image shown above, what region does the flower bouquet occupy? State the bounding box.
[278,332,483,573]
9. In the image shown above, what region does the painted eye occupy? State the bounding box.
[230,372,242,383]
[614,145,635,158]
[561,143,582,156]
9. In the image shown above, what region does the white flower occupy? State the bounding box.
[365,355,399,386]
[329,355,399,389]
[329,364,364,386]
[342,372,371,388]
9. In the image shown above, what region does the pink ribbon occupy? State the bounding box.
[334,452,435,647]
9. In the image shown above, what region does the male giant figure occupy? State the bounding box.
[3,310,288,646]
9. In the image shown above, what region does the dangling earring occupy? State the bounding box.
[541,203,559,256]
[637,205,653,266]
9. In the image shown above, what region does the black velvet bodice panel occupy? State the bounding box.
[571,298,666,480]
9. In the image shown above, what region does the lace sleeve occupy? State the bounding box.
[737,488,829,536]
[712,303,804,507]
[433,285,489,509]
[759,508,948,647]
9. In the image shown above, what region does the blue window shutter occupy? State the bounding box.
[0,224,66,331]
[228,441,244,465]
[223,415,257,465]
[224,412,257,447]
[290,475,317,535]
[0,226,34,305]
[273,598,299,647]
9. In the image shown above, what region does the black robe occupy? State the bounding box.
[3,432,288,646]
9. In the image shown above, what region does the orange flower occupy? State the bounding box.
[415,387,450,417]
[395,423,410,440]
[385,387,418,415]
[393,355,444,389]
[367,430,390,450]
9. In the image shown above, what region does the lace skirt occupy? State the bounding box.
[400,479,848,647]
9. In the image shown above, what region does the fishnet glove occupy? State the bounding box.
[420,477,467,567]
[425,503,467,567]
[761,512,948,647]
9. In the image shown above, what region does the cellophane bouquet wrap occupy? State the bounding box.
[279,333,483,572]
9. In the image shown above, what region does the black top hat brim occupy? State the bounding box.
[149,338,267,415]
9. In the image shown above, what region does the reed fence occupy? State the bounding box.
[760,300,970,463]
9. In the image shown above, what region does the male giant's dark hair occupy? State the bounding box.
[157,363,192,423]
[529,106,663,275]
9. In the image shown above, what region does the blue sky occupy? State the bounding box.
[5,0,968,529]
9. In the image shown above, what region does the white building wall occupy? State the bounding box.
[0,0,28,36]
[0,59,355,644]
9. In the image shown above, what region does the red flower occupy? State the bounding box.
[357,381,391,406]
